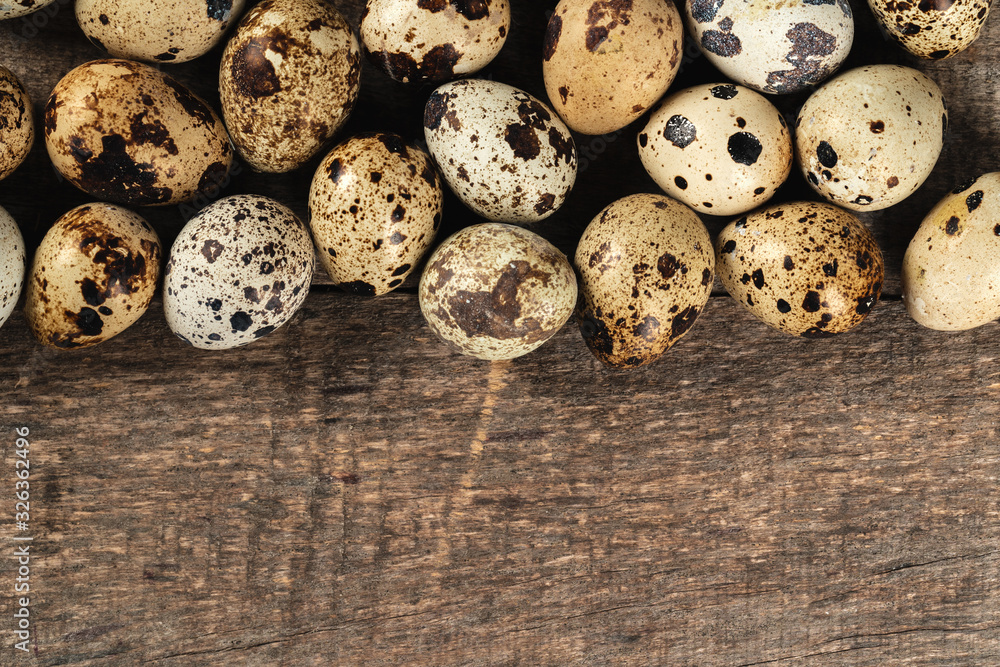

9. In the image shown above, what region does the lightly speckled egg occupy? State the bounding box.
[795,64,947,211]
[0,0,56,19]
[164,195,314,350]
[0,206,25,330]
[419,223,577,360]
[424,79,577,224]
[44,59,233,206]
[868,0,990,60]
[716,201,884,337]
[361,0,510,83]
[542,0,684,135]
[902,173,1000,330]
[0,65,34,183]
[575,193,714,369]
[76,0,247,64]
[220,0,362,173]
[25,203,162,349]
[638,83,791,216]
[684,0,853,94]
[310,132,443,296]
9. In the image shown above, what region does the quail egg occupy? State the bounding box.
[0,65,33,183]
[0,206,25,330]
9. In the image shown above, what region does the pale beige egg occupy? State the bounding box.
[0,206,25,330]
[868,0,989,60]
[0,0,57,20]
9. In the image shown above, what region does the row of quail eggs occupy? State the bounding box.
[0,0,995,369]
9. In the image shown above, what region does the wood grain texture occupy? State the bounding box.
[1,0,999,664]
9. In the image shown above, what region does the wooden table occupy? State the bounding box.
[1,1,998,664]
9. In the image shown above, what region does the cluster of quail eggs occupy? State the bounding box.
[0,0,995,366]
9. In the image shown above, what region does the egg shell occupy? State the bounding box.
[309,132,443,296]
[0,206,25,330]
[419,223,577,360]
[795,64,947,211]
[638,83,792,216]
[25,203,162,349]
[164,195,314,350]
[902,173,1000,330]
[0,65,34,183]
[575,193,714,368]
[684,0,854,94]
[423,79,577,224]
[542,0,683,135]
[220,0,362,173]
[868,0,989,59]
[0,0,57,19]
[44,59,233,207]
[76,0,247,64]
[360,0,510,83]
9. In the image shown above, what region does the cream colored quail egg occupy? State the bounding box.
[0,0,57,20]
[868,0,989,59]
[0,65,34,183]
[0,206,25,330]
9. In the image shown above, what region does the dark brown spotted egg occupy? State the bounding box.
[869,0,990,59]
[684,0,853,94]
[716,201,884,337]
[0,65,34,183]
[76,0,247,64]
[44,59,233,206]
[423,79,577,224]
[164,195,314,350]
[419,223,577,360]
[795,65,946,211]
[0,206,25,330]
[361,0,510,83]
[220,0,362,173]
[25,203,162,349]
[902,173,1000,330]
[575,193,714,368]
[309,132,443,295]
[0,0,56,19]
[543,0,684,135]
[638,83,791,216]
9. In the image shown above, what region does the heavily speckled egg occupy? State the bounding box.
[44,59,233,206]
[25,203,162,349]
[542,0,683,135]
[76,0,247,64]
[638,83,791,216]
[0,206,25,330]
[424,79,577,224]
[220,0,362,173]
[902,174,1000,330]
[716,200,884,337]
[869,0,989,60]
[0,0,57,20]
[361,0,510,83]
[0,65,34,183]
[795,64,947,211]
[419,223,577,360]
[164,195,314,349]
[309,132,443,296]
[575,193,714,368]
[684,0,853,94]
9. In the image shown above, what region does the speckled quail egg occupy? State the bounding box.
[716,200,884,337]
[638,83,791,216]
[76,0,247,64]
[164,195,314,349]
[868,0,989,59]
[575,193,714,368]
[25,203,162,349]
[361,0,510,83]
[424,79,577,224]
[0,0,57,20]
[220,0,362,173]
[795,64,947,211]
[309,132,443,296]
[0,206,25,330]
[902,173,1000,330]
[44,59,233,206]
[419,223,577,360]
[684,0,854,94]
[0,65,33,183]
[543,0,683,135]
